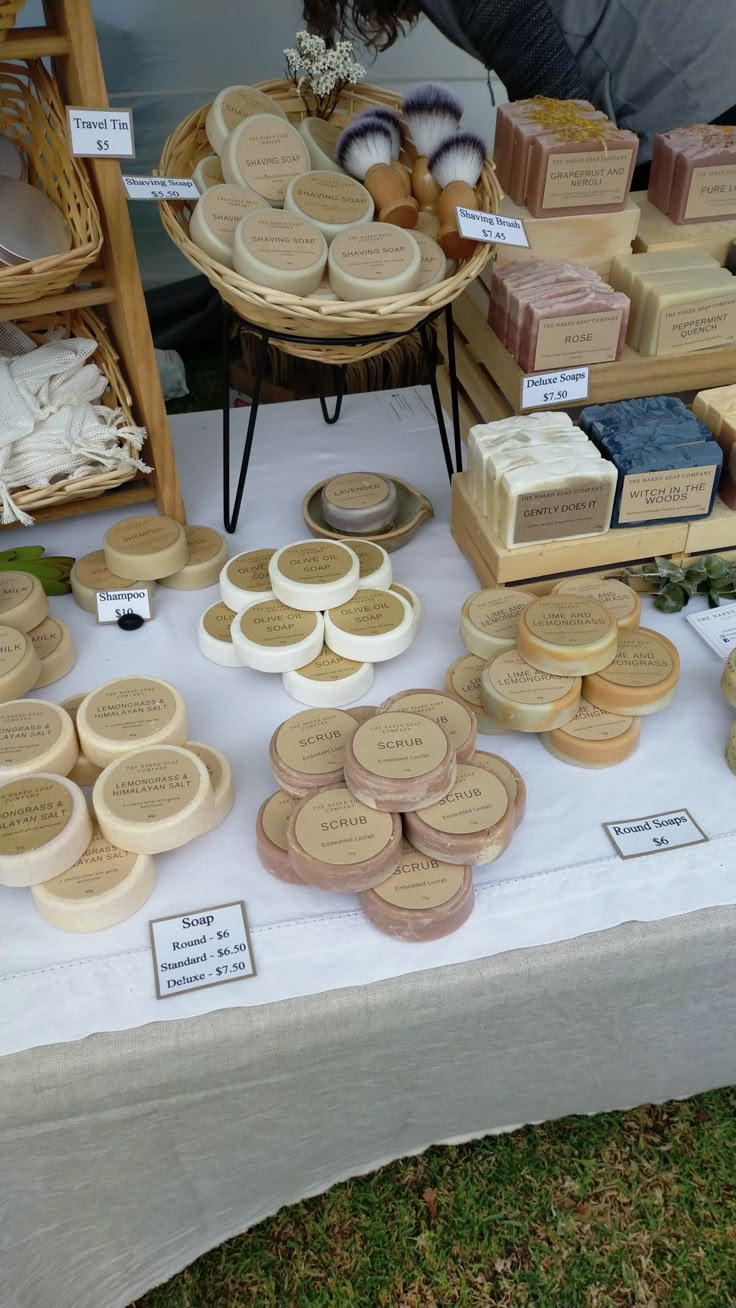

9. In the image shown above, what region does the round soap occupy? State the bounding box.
[205,86,287,155]
[726,721,736,776]
[552,575,641,629]
[70,550,155,615]
[471,750,526,828]
[0,699,78,780]
[517,594,618,676]
[158,525,228,590]
[93,745,215,854]
[309,273,340,302]
[269,539,359,611]
[31,823,155,932]
[320,472,398,534]
[284,171,374,243]
[377,688,477,764]
[413,228,449,288]
[28,616,76,688]
[103,515,188,581]
[390,584,421,636]
[444,654,508,736]
[198,601,241,667]
[721,649,736,707]
[346,704,378,725]
[231,599,324,673]
[581,628,680,717]
[297,117,344,173]
[192,152,224,192]
[460,588,536,659]
[328,224,421,302]
[221,113,310,203]
[77,676,188,766]
[188,183,269,267]
[287,784,403,891]
[541,698,640,768]
[324,588,414,663]
[61,692,102,786]
[185,740,234,830]
[0,625,41,702]
[282,645,374,708]
[0,571,48,632]
[256,790,304,883]
[269,707,358,797]
[404,761,513,866]
[233,208,327,295]
[341,539,392,591]
[344,710,456,813]
[481,649,581,733]
[0,773,92,887]
[360,838,474,941]
[220,548,275,610]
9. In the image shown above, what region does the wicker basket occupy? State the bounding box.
[8,308,141,519]
[0,59,102,304]
[160,79,501,363]
[0,1,25,40]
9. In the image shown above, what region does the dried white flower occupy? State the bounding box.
[283,29,365,118]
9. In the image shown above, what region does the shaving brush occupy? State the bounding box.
[429,131,486,260]
[403,83,462,211]
[336,119,418,228]
[357,106,412,197]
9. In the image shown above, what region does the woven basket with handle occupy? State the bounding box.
[0,0,25,40]
[0,58,102,304]
[160,79,501,364]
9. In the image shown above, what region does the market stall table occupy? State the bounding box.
[2,390,736,1308]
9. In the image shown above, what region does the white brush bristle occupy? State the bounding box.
[359,107,402,158]
[403,83,463,156]
[429,131,486,188]
[336,119,393,179]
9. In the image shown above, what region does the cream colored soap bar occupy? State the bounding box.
[70,550,155,615]
[460,588,536,660]
[188,183,269,267]
[159,525,228,590]
[287,785,403,891]
[284,171,374,243]
[282,645,374,708]
[360,837,474,941]
[722,649,736,707]
[328,224,421,302]
[231,599,324,673]
[103,515,188,581]
[31,823,155,932]
[192,153,224,193]
[628,267,732,350]
[609,248,717,299]
[481,649,581,732]
[639,274,736,357]
[185,740,234,830]
[197,601,241,667]
[498,459,616,549]
[0,571,48,632]
[205,86,287,155]
[476,426,588,515]
[324,588,413,663]
[233,208,328,295]
[297,117,344,173]
[444,654,509,736]
[93,745,214,854]
[77,676,188,766]
[0,699,78,779]
[0,773,92,886]
[220,548,275,610]
[29,616,76,688]
[487,442,601,524]
[221,113,310,204]
[61,692,102,787]
[0,624,41,702]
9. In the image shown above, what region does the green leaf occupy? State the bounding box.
[654,582,687,613]
[0,546,46,563]
[702,554,730,581]
[654,556,685,582]
[41,579,72,596]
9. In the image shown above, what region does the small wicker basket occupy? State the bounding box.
[160,79,501,364]
[8,308,142,519]
[0,58,103,304]
[0,1,25,40]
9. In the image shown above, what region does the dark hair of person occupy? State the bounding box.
[302,0,421,51]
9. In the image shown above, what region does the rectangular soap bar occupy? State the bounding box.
[526,128,639,218]
[665,125,736,223]
[611,440,723,527]
[639,275,736,356]
[626,266,732,350]
[474,423,581,513]
[609,248,718,299]
[468,412,573,505]
[498,457,616,547]
[692,383,736,435]
[487,438,599,522]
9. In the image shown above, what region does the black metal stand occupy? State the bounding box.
[222,302,462,534]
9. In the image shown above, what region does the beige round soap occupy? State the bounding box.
[70,550,155,615]
[552,576,641,629]
[481,649,581,732]
[76,676,188,767]
[517,594,618,676]
[0,699,78,780]
[360,838,474,941]
[31,823,155,932]
[471,750,526,828]
[0,571,48,632]
[205,85,287,155]
[93,745,214,854]
[192,152,224,192]
[581,628,680,717]
[28,616,76,688]
[0,625,41,702]
[256,790,304,883]
[284,170,374,243]
[726,721,736,776]
[0,773,92,887]
[377,688,477,763]
[404,761,513,866]
[158,525,229,590]
[103,515,188,581]
[324,588,414,663]
[412,228,449,288]
[185,740,234,830]
[328,224,421,302]
[188,183,269,266]
[721,649,736,707]
[460,588,536,659]
[61,692,102,786]
[269,539,359,611]
[231,599,324,673]
[344,710,456,813]
[221,113,310,204]
[287,784,403,891]
[197,601,241,668]
[282,645,374,708]
[233,207,327,295]
[269,707,358,797]
[541,698,640,768]
[444,653,508,736]
[220,548,275,610]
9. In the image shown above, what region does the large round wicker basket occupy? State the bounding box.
[160,79,501,363]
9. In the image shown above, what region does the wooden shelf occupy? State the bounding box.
[494,195,640,280]
[632,191,736,265]
[0,24,69,57]
[17,478,157,526]
[0,284,116,320]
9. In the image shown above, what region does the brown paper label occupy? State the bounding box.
[186,742,223,792]
[323,473,390,509]
[226,548,275,593]
[278,541,353,584]
[684,163,736,221]
[331,227,414,281]
[106,516,181,556]
[294,787,393,865]
[203,602,236,642]
[655,292,736,355]
[373,837,465,908]
[328,589,405,636]
[487,650,575,705]
[0,776,72,854]
[0,572,33,614]
[384,692,473,751]
[513,481,610,544]
[239,600,317,647]
[47,823,136,898]
[390,585,415,611]
[261,790,299,850]
[617,465,717,524]
[542,148,632,210]
[0,626,28,676]
[243,210,322,269]
[29,617,62,658]
[597,631,674,688]
[351,711,448,779]
[276,708,356,775]
[199,186,265,240]
[102,747,202,822]
[295,646,363,682]
[219,88,279,130]
[471,752,519,804]
[292,172,371,224]
[0,701,61,765]
[559,699,632,741]
[234,118,310,201]
[555,577,637,622]
[467,589,534,638]
[75,551,133,590]
[418,764,508,835]
[85,677,177,743]
[523,595,613,647]
[533,310,623,370]
[184,526,222,564]
[343,539,384,577]
[413,230,446,287]
[449,655,485,707]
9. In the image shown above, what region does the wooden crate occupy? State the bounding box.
[493,195,640,279]
[632,191,736,265]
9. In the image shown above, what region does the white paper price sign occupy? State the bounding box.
[456,206,530,247]
[603,809,708,860]
[521,366,589,410]
[122,176,199,201]
[66,106,135,158]
[95,588,151,624]
[149,901,256,998]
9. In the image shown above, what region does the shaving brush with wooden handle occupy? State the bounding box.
[336,119,418,228]
[403,83,462,211]
[356,106,412,197]
[429,131,487,260]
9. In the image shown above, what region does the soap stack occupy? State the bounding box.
[722,650,736,776]
[0,572,76,702]
[0,674,233,932]
[453,578,680,767]
[648,124,736,224]
[693,384,736,508]
[466,411,616,548]
[200,534,420,707]
[579,395,723,527]
[257,695,525,941]
[608,250,735,358]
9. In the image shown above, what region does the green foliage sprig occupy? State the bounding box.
[0,546,74,595]
[624,554,736,613]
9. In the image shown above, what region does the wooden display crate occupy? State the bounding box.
[493,195,640,279]
[632,191,736,265]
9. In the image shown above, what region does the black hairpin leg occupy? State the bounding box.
[420,320,454,482]
[444,302,462,472]
[222,310,270,534]
[315,363,345,425]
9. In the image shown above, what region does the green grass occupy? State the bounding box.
[133,1087,736,1308]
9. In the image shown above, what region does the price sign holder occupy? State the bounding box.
[96,588,151,624]
[521,366,589,411]
[66,105,135,158]
[456,206,530,248]
[603,809,708,860]
[149,901,256,999]
[123,175,200,201]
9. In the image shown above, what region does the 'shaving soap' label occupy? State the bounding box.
[329,590,405,636]
[656,293,736,355]
[275,709,356,775]
[240,600,317,648]
[0,777,72,854]
[203,602,236,642]
[512,480,610,544]
[352,712,448,779]
[533,310,623,371]
[684,163,736,221]
[418,764,508,835]
[292,172,371,224]
[374,838,465,908]
[324,473,390,510]
[385,693,472,752]
[199,186,265,240]
[596,631,675,687]
[48,824,136,898]
[233,119,309,201]
[261,791,299,851]
[226,549,275,593]
[0,701,61,765]
[332,227,414,281]
[150,901,255,998]
[487,650,574,705]
[102,748,201,822]
[295,787,393,865]
[542,148,632,210]
[278,542,353,584]
[243,211,322,270]
[617,465,717,524]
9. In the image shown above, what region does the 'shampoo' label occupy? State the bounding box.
[294,787,393,865]
[352,712,448,779]
[105,516,180,556]
[0,776,72,854]
[75,551,134,589]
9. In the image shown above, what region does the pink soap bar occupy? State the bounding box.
[376,688,478,764]
[360,838,474,941]
[510,105,606,206]
[403,761,514,865]
[256,790,304,883]
[343,711,457,813]
[526,128,639,218]
[669,129,736,224]
[519,286,630,372]
[471,750,526,828]
[287,784,403,891]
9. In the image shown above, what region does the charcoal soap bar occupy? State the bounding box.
[611,440,723,527]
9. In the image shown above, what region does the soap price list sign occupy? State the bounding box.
[456,206,530,247]
[149,901,256,999]
[603,809,708,860]
[521,366,589,410]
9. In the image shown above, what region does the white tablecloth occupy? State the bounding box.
[2,389,736,1058]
